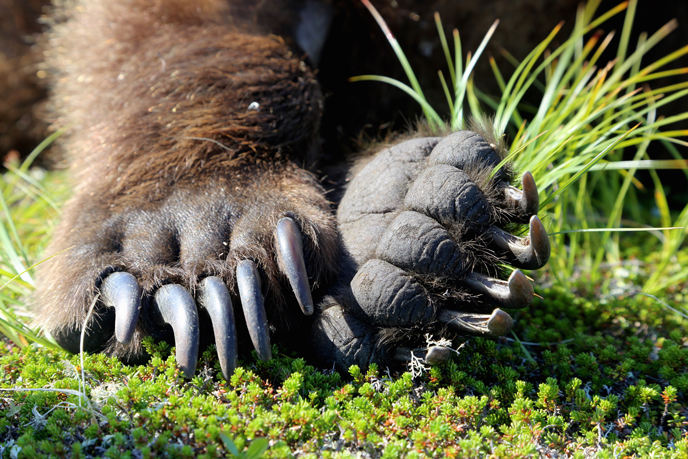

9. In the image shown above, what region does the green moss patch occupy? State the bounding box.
[2,288,686,458]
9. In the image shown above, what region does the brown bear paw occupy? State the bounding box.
[311,130,551,372]
[97,216,317,378]
[35,169,339,380]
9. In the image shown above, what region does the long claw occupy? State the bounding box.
[520,171,539,216]
[236,260,272,361]
[198,277,238,380]
[462,270,533,309]
[424,346,452,365]
[276,217,314,315]
[393,345,452,365]
[153,284,200,378]
[438,308,514,336]
[501,171,539,219]
[100,272,141,345]
[487,215,551,269]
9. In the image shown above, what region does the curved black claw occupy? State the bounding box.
[100,272,141,345]
[392,345,452,365]
[424,346,453,365]
[153,284,200,378]
[438,308,514,336]
[462,270,533,310]
[236,260,272,361]
[276,217,314,315]
[487,215,551,269]
[520,171,539,216]
[198,277,238,380]
[501,171,539,219]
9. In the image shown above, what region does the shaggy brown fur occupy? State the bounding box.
[2,0,590,159]
[33,0,340,360]
[18,0,562,368]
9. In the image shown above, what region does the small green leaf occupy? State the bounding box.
[245,438,269,459]
[219,433,240,456]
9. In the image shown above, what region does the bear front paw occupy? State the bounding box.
[93,215,313,377]
[34,166,339,379]
[312,130,550,372]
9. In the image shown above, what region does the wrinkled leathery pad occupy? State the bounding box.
[312,130,551,372]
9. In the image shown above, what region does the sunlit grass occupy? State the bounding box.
[0,133,66,350]
[1,0,687,352]
[354,0,688,297]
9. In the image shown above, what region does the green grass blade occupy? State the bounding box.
[452,20,499,129]
[435,12,456,88]
[349,75,444,127]
[540,124,640,208]
[360,0,437,128]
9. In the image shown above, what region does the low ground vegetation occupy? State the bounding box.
[2,0,688,457]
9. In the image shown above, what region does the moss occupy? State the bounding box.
[1,288,686,458]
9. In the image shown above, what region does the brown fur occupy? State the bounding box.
[47,0,324,202]
[33,0,340,360]
[19,0,571,366]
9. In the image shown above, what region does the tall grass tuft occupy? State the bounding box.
[353,0,688,296]
[0,132,64,349]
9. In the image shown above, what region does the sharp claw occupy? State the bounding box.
[529,215,551,264]
[236,260,272,361]
[438,308,514,336]
[462,270,533,309]
[487,215,551,269]
[153,284,200,379]
[520,171,539,216]
[424,346,452,365]
[500,171,539,220]
[276,217,314,316]
[393,345,452,365]
[100,272,141,345]
[487,309,514,335]
[198,277,238,380]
